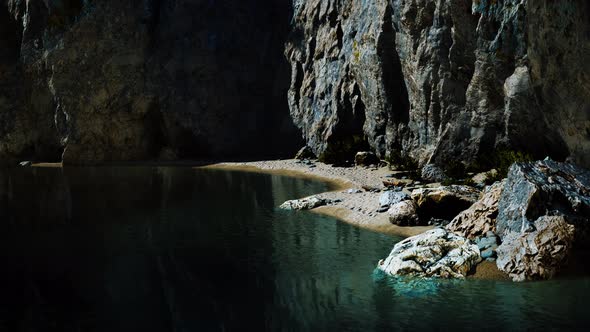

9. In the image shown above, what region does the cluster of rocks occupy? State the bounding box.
[379,160,590,281]
[377,184,481,228]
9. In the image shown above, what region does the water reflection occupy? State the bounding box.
[0,167,589,331]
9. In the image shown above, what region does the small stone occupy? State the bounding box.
[476,236,497,250]
[481,248,495,259]
[19,161,32,167]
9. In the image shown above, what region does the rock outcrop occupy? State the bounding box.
[447,181,504,239]
[496,161,590,243]
[378,228,481,278]
[286,0,590,168]
[411,185,480,221]
[0,0,301,164]
[496,216,575,282]
[485,161,589,281]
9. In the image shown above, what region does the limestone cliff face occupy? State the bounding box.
[286,0,590,168]
[1,0,589,167]
[0,0,300,164]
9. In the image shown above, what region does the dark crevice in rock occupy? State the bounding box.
[378,3,409,125]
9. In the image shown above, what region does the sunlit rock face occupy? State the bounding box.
[287,0,590,168]
[0,0,301,164]
[378,228,481,279]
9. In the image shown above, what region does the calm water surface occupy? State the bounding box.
[0,167,589,331]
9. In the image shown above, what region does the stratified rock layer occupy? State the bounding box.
[287,0,590,168]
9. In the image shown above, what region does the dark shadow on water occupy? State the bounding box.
[0,167,589,331]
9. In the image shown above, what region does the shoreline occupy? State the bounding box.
[200,161,433,238]
[31,159,508,280]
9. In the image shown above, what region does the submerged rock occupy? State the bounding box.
[447,181,504,239]
[496,216,575,282]
[388,200,419,226]
[411,185,481,221]
[279,196,330,210]
[378,228,481,279]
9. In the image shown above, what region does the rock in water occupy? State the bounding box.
[388,200,419,226]
[378,228,481,279]
[491,160,589,281]
[496,216,575,282]
[355,151,379,166]
[496,161,590,241]
[447,181,505,239]
[279,196,329,210]
[411,185,481,221]
[379,190,410,208]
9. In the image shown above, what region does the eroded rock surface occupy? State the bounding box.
[496,216,575,281]
[492,161,590,280]
[279,196,330,210]
[496,161,590,241]
[411,185,481,221]
[447,181,504,239]
[378,228,481,278]
[287,0,590,168]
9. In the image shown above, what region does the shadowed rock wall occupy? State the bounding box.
[0,0,301,164]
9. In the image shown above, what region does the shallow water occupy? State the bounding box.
[0,167,589,331]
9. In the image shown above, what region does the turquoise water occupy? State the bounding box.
[0,167,589,331]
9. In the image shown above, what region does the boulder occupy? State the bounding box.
[295,146,316,160]
[378,228,481,279]
[472,169,499,187]
[496,216,575,281]
[355,151,379,166]
[279,196,329,210]
[411,185,481,221]
[446,181,504,239]
[421,164,448,183]
[388,200,419,226]
[379,190,410,208]
[496,161,590,242]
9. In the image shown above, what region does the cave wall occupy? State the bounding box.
[287,0,590,168]
[0,0,300,164]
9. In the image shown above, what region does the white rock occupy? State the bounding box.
[378,228,481,279]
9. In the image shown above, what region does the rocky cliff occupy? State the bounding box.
[1,0,589,168]
[0,0,300,164]
[286,0,590,168]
